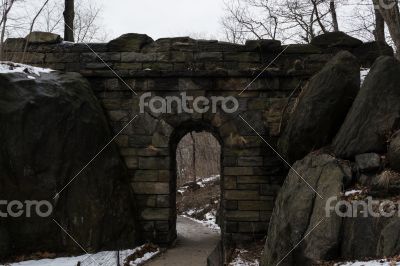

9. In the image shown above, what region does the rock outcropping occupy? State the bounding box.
[262,54,400,265]
[278,51,360,163]
[333,56,400,158]
[0,67,137,258]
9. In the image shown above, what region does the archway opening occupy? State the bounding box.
[175,131,221,230]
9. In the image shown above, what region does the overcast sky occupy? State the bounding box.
[97,0,226,41]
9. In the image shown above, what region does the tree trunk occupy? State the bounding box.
[190,132,196,182]
[64,0,75,42]
[373,0,386,42]
[330,0,339,32]
[376,0,400,59]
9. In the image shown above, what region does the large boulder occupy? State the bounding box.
[261,153,349,266]
[261,152,400,265]
[311,32,363,49]
[107,33,154,51]
[0,68,137,258]
[26,31,62,44]
[389,131,400,171]
[278,51,360,163]
[333,56,400,158]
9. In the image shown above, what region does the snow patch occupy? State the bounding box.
[182,210,220,232]
[360,68,370,86]
[336,259,400,266]
[0,61,53,77]
[3,244,159,266]
[344,189,363,196]
[229,249,259,266]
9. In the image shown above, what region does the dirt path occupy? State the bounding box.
[146,216,220,266]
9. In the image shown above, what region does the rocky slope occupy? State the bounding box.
[262,55,400,266]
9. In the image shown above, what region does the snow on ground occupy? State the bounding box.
[3,244,160,266]
[344,189,363,196]
[336,259,400,266]
[360,68,370,86]
[197,175,220,188]
[229,249,259,266]
[0,61,53,79]
[177,175,220,194]
[182,208,220,232]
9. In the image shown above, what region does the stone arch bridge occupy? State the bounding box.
[2,31,389,245]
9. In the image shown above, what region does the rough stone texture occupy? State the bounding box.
[26,31,62,44]
[389,131,400,171]
[278,51,360,163]
[311,32,363,49]
[355,153,381,172]
[107,33,154,51]
[0,71,136,258]
[0,32,391,247]
[261,152,400,265]
[341,211,400,259]
[261,153,348,266]
[333,56,400,159]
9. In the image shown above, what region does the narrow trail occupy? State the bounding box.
[145,216,220,266]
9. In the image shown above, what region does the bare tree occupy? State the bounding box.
[63,0,74,42]
[221,0,339,44]
[0,0,17,57]
[375,0,400,58]
[22,0,50,62]
[330,0,339,31]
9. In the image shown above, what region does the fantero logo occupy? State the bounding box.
[0,200,53,218]
[140,92,239,114]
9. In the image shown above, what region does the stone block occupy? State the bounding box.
[238,222,269,233]
[133,170,158,182]
[46,53,79,63]
[224,190,260,200]
[129,136,152,148]
[224,167,253,176]
[26,32,61,44]
[225,221,238,233]
[237,184,260,190]
[136,195,156,207]
[237,176,269,184]
[107,33,154,52]
[224,176,237,189]
[139,157,169,170]
[355,153,381,172]
[224,52,260,62]
[158,170,169,182]
[115,135,129,147]
[225,211,260,221]
[108,110,129,121]
[194,52,223,61]
[238,157,263,166]
[225,200,238,210]
[238,200,274,211]
[157,195,170,208]
[132,182,169,194]
[121,52,157,62]
[140,208,170,220]
[80,52,121,63]
[124,156,138,169]
[155,221,170,232]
